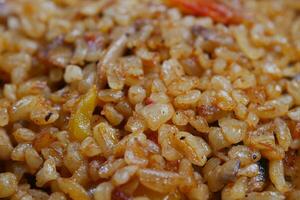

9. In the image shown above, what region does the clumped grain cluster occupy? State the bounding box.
[0,0,300,199]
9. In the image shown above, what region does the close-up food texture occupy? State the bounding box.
[0,0,300,199]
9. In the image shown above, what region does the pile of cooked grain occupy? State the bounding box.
[0,0,300,199]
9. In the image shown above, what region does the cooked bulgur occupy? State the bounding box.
[0,0,300,199]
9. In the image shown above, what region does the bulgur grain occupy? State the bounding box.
[0,172,18,198]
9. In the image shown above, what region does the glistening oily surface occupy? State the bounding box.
[0,0,300,199]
